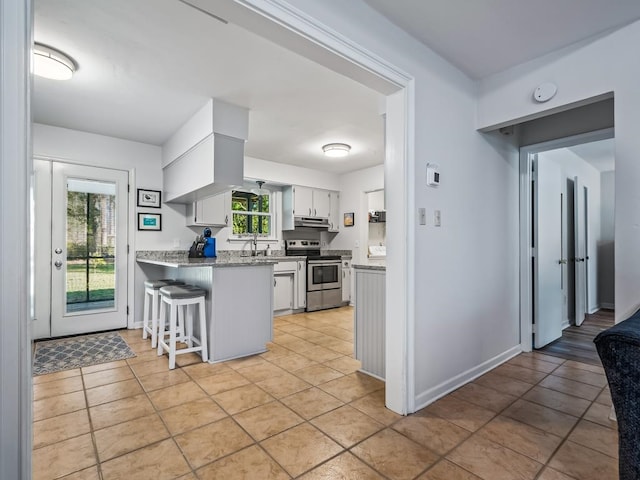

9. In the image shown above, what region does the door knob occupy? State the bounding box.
[55,248,62,254]
[54,260,63,268]
[558,259,567,265]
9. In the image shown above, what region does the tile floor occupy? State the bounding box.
[32,307,618,479]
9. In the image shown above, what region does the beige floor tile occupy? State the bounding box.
[528,352,566,365]
[280,387,344,420]
[130,358,172,378]
[85,379,144,407]
[174,417,253,469]
[213,384,275,414]
[548,441,618,480]
[352,428,438,480]
[350,389,403,426]
[473,372,535,396]
[275,322,309,333]
[33,375,84,401]
[311,405,384,447]
[447,435,542,480]
[551,365,608,387]
[257,372,312,398]
[536,467,578,480]
[32,433,96,480]
[261,423,343,477]
[299,451,384,479]
[160,397,227,435]
[100,438,190,480]
[196,444,290,480]
[81,360,128,375]
[477,415,563,463]
[522,386,591,417]
[138,368,189,392]
[424,396,496,432]
[147,381,206,410]
[583,401,617,429]
[125,348,163,365]
[506,355,560,373]
[195,370,251,395]
[503,399,578,438]
[89,393,155,430]
[224,354,267,370]
[236,362,287,382]
[299,345,343,363]
[33,409,91,449]
[393,412,471,455]
[318,372,384,403]
[294,364,344,386]
[452,383,517,413]
[538,375,601,400]
[59,466,100,480]
[563,360,605,374]
[181,360,232,379]
[595,387,612,406]
[323,355,362,375]
[94,413,169,461]
[174,352,204,367]
[259,343,293,360]
[321,338,354,356]
[492,364,548,384]
[82,366,134,389]
[418,460,482,480]
[268,353,318,372]
[33,390,86,421]
[33,368,81,385]
[568,419,619,458]
[234,401,304,441]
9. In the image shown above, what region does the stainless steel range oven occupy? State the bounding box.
[285,239,343,312]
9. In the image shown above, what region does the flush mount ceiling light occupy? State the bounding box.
[322,143,351,158]
[33,43,76,80]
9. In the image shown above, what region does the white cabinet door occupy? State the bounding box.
[186,191,230,227]
[293,186,313,217]
[274,274,294,311]
[328,191,340,232]
[296,260,306,309]
[342,259,351,303]
[313,189,331,218]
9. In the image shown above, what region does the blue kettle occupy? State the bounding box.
[203,228,216,258]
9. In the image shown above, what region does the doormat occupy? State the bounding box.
[33,331,136,376]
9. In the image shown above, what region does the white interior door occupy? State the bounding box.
[534,157,563,348]
[574,178,587,326]
[50,162,128,337]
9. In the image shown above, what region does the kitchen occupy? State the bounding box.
[31,1,387,369]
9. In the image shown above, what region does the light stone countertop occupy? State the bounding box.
[352,264,386,271]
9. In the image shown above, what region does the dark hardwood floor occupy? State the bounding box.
[537,309,614,366]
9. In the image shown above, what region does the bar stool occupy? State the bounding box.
[157,285,208,369]
[142,279,184,348]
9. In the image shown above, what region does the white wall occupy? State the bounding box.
[287,0,521,408]
[538,148,601,316]
[478,20,640,321]
[600,170,615,308]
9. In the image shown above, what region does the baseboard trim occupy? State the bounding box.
[413,345,522,412]
[600,303,615,310]
[561,320,570,330]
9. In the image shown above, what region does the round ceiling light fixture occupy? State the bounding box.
[322,143,351,158]
[33,43,77,80]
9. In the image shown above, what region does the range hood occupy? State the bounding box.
[162,99,248,204]
[294,217,329,229]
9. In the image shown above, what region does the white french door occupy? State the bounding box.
[34,160,129,338]
[574,179,588,326]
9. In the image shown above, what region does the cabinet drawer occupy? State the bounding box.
[273,261,297,273]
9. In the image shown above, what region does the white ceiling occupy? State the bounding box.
[569,138,615,172]
[34,1,635,175]
[364,0,640,79]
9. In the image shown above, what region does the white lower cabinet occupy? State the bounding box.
[296,260,306,309]
[342,259,351,303]
[273,274,294,311]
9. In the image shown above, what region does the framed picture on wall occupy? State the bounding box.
[344,212,354,227]
[138,213,162,231]
[137,188,161,208]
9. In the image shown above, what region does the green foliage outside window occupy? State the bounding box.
[232,190,271,236]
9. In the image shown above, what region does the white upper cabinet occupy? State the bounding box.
[186,191,230,227]
[282,185,338,230]
[328,191,340,232]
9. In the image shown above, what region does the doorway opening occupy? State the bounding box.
[520,129,615,357]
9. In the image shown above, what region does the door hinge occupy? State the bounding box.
[127,244,130,254]
[532,324,537,335]
[128,184,130,192]
[126,306,129,316]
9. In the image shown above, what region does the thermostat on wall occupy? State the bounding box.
[426,163,440,186]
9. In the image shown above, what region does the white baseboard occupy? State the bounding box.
[600,303,615,310]
[561,320,570,330]
[130,321,144,330]
[413,345,522,412]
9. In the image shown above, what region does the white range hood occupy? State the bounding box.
[162,99,248,204]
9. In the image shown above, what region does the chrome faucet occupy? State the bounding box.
[251,231,258,256]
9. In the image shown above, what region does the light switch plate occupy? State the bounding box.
[418,208,426,225]
[434,210,441,227]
